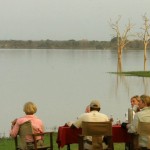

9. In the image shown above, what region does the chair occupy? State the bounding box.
[14,121,53,150]
[78,121,113,150]
[137,121,150,149]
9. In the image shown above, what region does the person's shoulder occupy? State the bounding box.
[15,117,28,125]
[34,116,43,123]
[137,107,150,116]
[135,110,144,119]
[98,112,109,119]
[99,112,108,117]
[78,113,88,118]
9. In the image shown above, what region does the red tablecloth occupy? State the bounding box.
[56,125,131,148]
[112,125,131,143]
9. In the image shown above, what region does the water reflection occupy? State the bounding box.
[116,55,149,96]
[116,59,129,96]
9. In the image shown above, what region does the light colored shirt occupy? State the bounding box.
[127,107,150,148]
[73,110,109,128]
[73,110,109,150]
[10,115,44,142]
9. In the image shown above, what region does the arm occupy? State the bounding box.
[70,124,77,129]
[10,119,20,138]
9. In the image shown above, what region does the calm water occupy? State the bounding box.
[0,49,150,136]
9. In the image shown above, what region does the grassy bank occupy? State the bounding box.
[0,133,124,150]
[110,71,150,77]
[0,133,125,150]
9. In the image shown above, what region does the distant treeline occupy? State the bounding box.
[0,39,149,50]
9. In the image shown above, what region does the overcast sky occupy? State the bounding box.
[0,0,150,41]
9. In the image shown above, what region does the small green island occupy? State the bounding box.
[110,71,150,77]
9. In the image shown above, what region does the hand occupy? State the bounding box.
[66,121,73,127]
[109,115,114,122]
[121,122,128,129]
[109,117,114,122]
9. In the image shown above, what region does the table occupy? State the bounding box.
[56,126,82,149]
[112,125,131,143]
[56,125,132,149]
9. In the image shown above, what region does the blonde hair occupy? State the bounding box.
[140,95,150,106]
[23,102,37,115]
[131,95,140,102]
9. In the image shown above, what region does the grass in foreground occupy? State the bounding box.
[0,133,125,150]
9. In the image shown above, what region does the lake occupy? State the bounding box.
[0,48,150,137]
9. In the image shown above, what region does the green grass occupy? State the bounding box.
[110,71,150,77]
[0,133,125,150]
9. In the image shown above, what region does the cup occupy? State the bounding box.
[128,108,133,124]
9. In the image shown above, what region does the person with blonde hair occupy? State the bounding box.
[127,95,150,149]
[130,95,140,112]
[122,95,140,150]
[10,101,44,146]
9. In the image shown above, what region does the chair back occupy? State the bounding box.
[15,121,33,150]
[137,121,150,135]
[137,121,150,149]
[15,121,53,150]
[82,121,112,136]
[79,121,113,150]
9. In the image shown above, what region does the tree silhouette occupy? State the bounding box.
[137,14,150,70]
[109,16,134,61]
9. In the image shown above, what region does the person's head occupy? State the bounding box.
[23,101,37,115]
[130,95,140,108]
[85,105,90,113]
[90,100,100,112]
[139,95,150,109]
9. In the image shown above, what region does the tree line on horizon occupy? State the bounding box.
[0,39,149,50]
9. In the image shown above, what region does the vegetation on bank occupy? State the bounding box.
[110,71,150,77]
[0,39,150,50]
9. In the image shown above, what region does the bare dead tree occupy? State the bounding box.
[138,14,150,61]
[109,16,134,60]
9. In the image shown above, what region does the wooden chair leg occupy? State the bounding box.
[78,135,84,150]
[129,134,139,150]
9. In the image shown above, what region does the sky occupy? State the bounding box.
[0,0,150,41]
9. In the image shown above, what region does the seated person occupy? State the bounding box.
[67,104,91,126]
[122,95,140,129]
[70,99,109,150]
[85,105,90,113]
[10,101,44,148]
[127,95,150,149]
[122,95,140,150]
